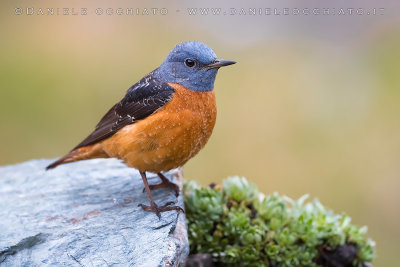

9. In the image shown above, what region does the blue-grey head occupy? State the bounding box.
[154,41,236,92]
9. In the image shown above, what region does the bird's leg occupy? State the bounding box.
[138,171,184,219]
[144,172,180,197]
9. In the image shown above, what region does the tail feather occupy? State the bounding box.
[46,149,79,170]
[46,144,108,170]
[46,157,65,170]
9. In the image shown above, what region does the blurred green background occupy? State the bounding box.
[1,0,399,265]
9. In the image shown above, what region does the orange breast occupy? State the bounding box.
[101,83,217,173]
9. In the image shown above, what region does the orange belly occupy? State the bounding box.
[101,83,217,172]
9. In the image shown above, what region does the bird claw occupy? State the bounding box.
[143,174,180,197]
[138,201,184,219]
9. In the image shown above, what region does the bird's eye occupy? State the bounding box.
[184,58,196,68]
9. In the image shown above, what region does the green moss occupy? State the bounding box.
[183,177,376,266]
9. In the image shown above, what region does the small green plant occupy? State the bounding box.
[183,177,375,267]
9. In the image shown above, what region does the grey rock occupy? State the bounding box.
[0,159,189,266]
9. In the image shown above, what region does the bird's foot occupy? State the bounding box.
[144,173,180,197]
[138,201,184,219]
[147,181,180,197]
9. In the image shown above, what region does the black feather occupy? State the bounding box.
[73,72,175,150]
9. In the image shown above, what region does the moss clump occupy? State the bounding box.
[183,177,376,267]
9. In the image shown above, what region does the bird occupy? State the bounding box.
[46,41,236,218]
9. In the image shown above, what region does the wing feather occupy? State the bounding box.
[72,74,174,150]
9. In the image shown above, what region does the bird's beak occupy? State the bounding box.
[204,59,236,70]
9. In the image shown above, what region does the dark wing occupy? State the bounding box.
[72,74,175,150]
